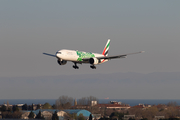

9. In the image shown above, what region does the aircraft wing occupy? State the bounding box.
[43,53,56,57]
[82,51,144,61]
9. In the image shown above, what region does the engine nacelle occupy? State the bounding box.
[89,57,100,65]
[57,60,67,65]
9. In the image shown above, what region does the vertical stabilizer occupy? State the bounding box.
[102,39,110,56]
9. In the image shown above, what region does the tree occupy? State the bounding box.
[78,96,98,105]
[28,105,32,110]
[110,112,125,120]
[12,111,22,119]
[129,118,135,120]
[89,114,92,120]
[165,106,179,118]
[88,105,99,114]
[43,103,52,109]
[36,110,44,119]
[2,111,11,118]
[1,105,7,112]
[63,102,72,109]
[37,104,41,110]
[140,118,148,120]
[28,111,35,119]
[22,104,28,110]
[52,111,59,120]
[142,106,158,119]
[99,116,110,120]
[128,108,143,119]
[52,104,56,109]
[167,102,178,107]
[12,105,19,112]
[64,113,77,120]
[56,95,73,109]
[32,104,34,110]
[7,107,12,112]
[78,113,85,120]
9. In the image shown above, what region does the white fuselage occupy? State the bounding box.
[56,49,107,64]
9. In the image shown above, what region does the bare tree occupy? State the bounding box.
[56,95,74,109]
[78,96,98,105]
[165,106,179,118]
[64,113,77,120]
[88,105,99,114]
[128,108,143,119]
[141,106,158,120]
[78,97,87,105]
[167,101,178,107]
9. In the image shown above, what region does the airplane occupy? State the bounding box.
[43,39,144,69]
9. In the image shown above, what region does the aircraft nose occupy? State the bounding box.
[55,52,59,58]
[56,52,61,58]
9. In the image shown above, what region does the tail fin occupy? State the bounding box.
[102,39,110,56]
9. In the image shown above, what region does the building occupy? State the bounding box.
[92,114,101,120]
[154,116,165,120]
[57,111,67,120]
[97,104,130,110]
[72,105,90,109]
[110,101,122,105]
[21,111,36,119]
[123,115,135,120]
[74,99,77,106]
[21,109,92,120]
[64,109,92,119]
[91,101,98,106]
[22,109,55,120]
[132,104,147,110]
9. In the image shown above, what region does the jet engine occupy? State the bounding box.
[57,60,67,65]
[89,57,100,65]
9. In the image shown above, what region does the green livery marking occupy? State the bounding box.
[106,42,110,49]
[76,51,95,61]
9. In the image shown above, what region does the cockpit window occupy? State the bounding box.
[56,52,62,54]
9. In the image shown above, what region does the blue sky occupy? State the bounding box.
[0,1,180,99]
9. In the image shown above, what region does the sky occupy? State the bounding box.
[1,72,180,100]
[0,1,180,99]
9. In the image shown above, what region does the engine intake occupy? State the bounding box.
[89,57,100,65]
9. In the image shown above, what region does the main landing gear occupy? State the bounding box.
[72,63,96,69]
[90,65,96,69]
[73,63,79,69]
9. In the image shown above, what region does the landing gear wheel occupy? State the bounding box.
[73,64,79,69]
[90,65,96,69]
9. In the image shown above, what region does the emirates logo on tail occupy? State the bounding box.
[102,39,110,56]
